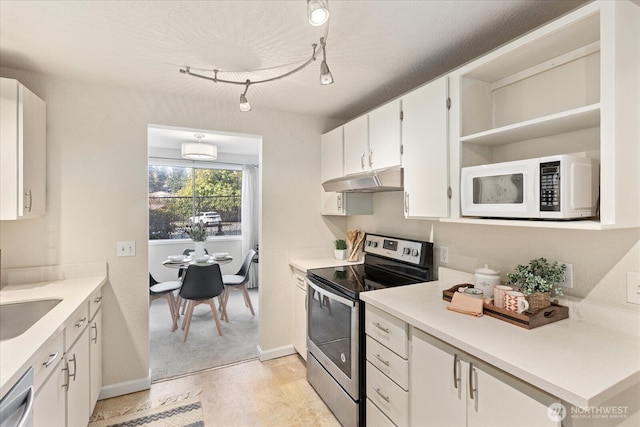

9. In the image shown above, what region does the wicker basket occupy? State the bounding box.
[526,292,551,312]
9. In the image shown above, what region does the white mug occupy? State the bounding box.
[505,291,529,314]
[493,285,513,309]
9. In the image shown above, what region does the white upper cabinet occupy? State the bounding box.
[321,126,373,216]
[369,99,402,171]
[446,0,639,229]
[402,76,449,219]
[343,115,369,175]
[0,78,46,220]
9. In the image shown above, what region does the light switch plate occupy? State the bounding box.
[440,246,449,264]
[559,262,573,289]
[627,272,640,305]
[117,241,136,257]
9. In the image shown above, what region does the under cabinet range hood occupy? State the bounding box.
[322,167,403,192]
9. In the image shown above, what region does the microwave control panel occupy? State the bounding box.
[540,160,561,212]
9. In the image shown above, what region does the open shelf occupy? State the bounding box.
[460,104,600,147]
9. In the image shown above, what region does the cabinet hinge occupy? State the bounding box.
[400,110,404,121]
[447,187,452,198]
[446,97,451,110]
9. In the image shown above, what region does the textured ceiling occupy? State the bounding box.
[0,0,588,121]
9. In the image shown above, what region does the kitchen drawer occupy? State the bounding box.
[32,331,64,392]
[365,305,408,358]
[89,287,103,320]
[65,302,89,349]
[292,267,306,291]
[366,336,408,390]
[366,398,396,427]
[366,361,408,426]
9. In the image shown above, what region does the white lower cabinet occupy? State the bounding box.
[411,327,560,427]
[66,326,90,427]
[89,307,102,410]
[34,357,66,427]
[292,267,307,360]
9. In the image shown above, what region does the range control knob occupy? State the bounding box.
[371,241,378,248]
[403,248,411,255]
[411,249,420,257]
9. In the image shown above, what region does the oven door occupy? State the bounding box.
[306,277,359,400]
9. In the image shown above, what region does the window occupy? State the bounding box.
[149,165,242,240]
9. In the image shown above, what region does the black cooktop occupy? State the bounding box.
[307,260,430,299]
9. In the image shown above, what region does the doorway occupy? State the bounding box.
[146,124,261,382]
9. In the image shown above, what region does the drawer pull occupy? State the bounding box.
[374,387,390,403]
[94,296,103,303]
[43,352,59,368]
[75,317,87,328]
[373,353,390,366]
[373,322,390,334]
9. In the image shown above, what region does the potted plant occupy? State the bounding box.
[334,239,347,260]
[186,221,207,258]
[506,257,566,312]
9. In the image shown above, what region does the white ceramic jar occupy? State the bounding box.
[474,264,500,297]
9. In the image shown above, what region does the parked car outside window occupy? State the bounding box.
[189,211,222,226]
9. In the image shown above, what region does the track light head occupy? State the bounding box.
[240,80,252,112]
[319,38,334,85]
[308,0,329,26]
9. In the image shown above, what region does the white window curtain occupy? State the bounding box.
[241,165,259,288]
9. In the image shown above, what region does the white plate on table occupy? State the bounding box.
[168,255,186,262]
[213,252,229,260]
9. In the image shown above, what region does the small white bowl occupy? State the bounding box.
[194,255,210,263]
[213,252,229,260]
[168,255,185,262]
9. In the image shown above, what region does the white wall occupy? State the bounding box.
[0,67,342,390]
[348,192,640,311]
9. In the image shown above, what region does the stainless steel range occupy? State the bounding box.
[306,233,433,427]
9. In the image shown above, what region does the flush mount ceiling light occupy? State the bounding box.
[179,0,333,112]
[181,133,217,160]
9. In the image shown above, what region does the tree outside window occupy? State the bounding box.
[149,165,242,240]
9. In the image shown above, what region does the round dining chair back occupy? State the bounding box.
[149,273,182,331]
[176,264,226,342]
[221,249,257,319]
[234,249,257,284]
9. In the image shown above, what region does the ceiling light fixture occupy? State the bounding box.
[179,0,333,112]
[307,0,329,26]
[181,133,217,160]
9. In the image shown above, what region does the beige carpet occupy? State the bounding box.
[149,287,259,382]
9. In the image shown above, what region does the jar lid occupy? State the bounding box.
[475,264,499,275]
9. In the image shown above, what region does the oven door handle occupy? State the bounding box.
[306,279,355,307]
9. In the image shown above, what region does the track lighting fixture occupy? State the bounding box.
[307,0,329,26]
[181,133,217,160]
[240,80,251,112]
[179,0,334,112]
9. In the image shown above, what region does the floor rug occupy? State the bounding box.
[88,396,203,427]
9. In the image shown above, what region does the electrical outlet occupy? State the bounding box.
[440,246,449,264]
[117,241,136,257]
[559,262,573,288]
[627,272,640,305]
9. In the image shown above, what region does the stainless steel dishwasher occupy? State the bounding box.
[0,367,34,427]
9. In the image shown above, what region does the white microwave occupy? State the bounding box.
[461,155,599,219]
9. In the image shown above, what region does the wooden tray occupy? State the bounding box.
[442,284,569,329]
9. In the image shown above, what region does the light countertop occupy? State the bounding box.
[360,279,640,408]
[289,257,363,273]
[0,276,107,397]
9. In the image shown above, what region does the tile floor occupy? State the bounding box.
[92,354,340,427]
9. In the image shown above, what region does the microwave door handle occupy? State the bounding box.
[306,279,355,307]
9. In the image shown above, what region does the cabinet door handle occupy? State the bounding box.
[469,362,476,400]
[360,152,365,170]
[404,192,409,214]
[374,387,390,403]
[24,190,32,212]
[69,354,77,382]
[75,317,87,328]
[43,352,59,368]
[62,362,70,390]
[94,296,103,304]
[453,353,460,389]
[373,322,390,334]
[91,323,98,343]
[373,353,390,366]
[337,194,342,210]
[368,149,373,168]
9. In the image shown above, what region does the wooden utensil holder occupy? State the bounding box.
[442,284,569,329]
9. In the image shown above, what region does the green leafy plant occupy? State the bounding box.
[186,221,207,242]
[334,239,347,250]
[506,257,566,297]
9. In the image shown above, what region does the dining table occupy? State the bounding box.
[162,254,233,269]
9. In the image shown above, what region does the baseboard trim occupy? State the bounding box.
[257,344,296,361]
[98,371,152,400]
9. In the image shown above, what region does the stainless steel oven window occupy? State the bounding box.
[306,278,359,399]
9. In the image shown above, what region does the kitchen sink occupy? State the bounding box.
[0,299,62,341]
